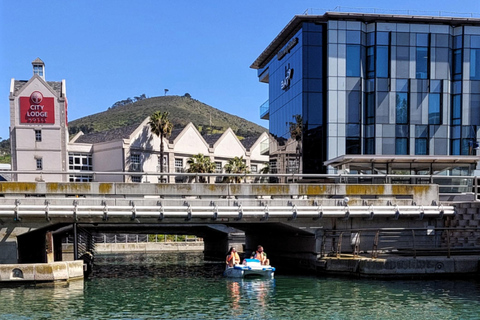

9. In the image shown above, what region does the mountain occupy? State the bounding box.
[68,95,267,138]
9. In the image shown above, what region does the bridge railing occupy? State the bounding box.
[2,170,479,199]
[321,227,480,259]
[0,202,455,222]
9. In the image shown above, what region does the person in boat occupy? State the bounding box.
[226,247,241,267]
[250,245,270,265]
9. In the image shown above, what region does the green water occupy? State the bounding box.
[1,252,480,319]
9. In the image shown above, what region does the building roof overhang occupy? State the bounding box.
[324,155,480,172]
[250,12,480,70]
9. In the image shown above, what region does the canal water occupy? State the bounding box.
[1,252,480,319]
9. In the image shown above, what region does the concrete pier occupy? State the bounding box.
[317,254,480,278]
[0,261,84,283]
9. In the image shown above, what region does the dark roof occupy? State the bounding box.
[240,135,260,151]
[202,133,223,148]
[14,79,62,97]
[251,12,480,69]
[168,128,184,143]
[74,124,139,144]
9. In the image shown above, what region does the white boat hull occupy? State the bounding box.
[223,259,275,278]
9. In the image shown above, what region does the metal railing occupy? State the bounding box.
[320,227,480,259]
[303,7,480,18]
[0,202,454,222]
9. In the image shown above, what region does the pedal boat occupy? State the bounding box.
[223,259,275,278]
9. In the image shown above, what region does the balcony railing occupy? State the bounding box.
[260,140,269,155]
[259,100,269,120]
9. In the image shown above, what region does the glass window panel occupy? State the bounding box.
[346,45,361,77]
[365,93,375,124]
[471,35,480,49]
[416,47,428,79]
[377,32,389,45]
[416,33,429,46]
[470,49,480,80]
[415,125,428,138]
[453,49,462,80]
[451,139,460,155]
[396,79,409,92]
[346,138,361,154]
[346,31,361,44]
[428,93,441,124]
[454,35,463,49]
[367,46,374,74]
[452,95,461,124]
[397,32,410,46]
[347,91,360,123]
[395,138,408,155]
[376,46,389,78]
[346,124,360,137]
[396,93,409,124]
[430,80,442,93]
[396,125,409,137]
[367,32,374,46]
[364,138,375,154]
[415,139,428,155]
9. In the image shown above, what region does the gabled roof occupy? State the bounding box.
[13,78,62,97]
[73,124,139,144]
[202,133,223,148]
[240,135,260,151]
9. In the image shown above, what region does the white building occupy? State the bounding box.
[10,59,269,183]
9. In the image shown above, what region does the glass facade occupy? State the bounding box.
[255,15,480,173]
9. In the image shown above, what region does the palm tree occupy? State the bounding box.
[288,114,303,174]
[224,156,249,183]
[148,111,173,180]
[186,153,215,183]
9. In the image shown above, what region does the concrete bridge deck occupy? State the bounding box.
[0,181,476,278]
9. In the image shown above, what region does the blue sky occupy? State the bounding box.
[1,1,479,140]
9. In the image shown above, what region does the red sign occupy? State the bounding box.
[20,91,55,124]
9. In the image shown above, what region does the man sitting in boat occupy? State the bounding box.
[250,245,270,265]
[226,247,240,267]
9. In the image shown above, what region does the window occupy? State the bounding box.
[415,125,428,155]
[69,153,93,171]
[428,93,441,124]
[33,65,43,77]
[69,175,93,182]
[453,35,462,80]
[396,125,409,155]
[131,154,141,172]
[396,93,408,124]
[131,176,141,183]
[35,130,42,142]
[131,154,140,164]
[36,158,42,170]
[470,37,480,80]
[174,158,183,173]
[269,160,277,174]
[376,46,389,78]
[251,164,257,173]
[346,45,361,77]
[416,47,429,79]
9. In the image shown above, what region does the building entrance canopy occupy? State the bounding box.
[324,155,480,175]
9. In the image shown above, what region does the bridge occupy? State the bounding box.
[0,178,464,273]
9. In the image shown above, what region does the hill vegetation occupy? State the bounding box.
[68,94,267,138]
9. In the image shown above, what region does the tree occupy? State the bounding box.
[148,111,173,179]
[223,156,249,183]
[288,114,303,174]
[186,153,215,183]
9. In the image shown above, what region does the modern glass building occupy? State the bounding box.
[252,11,480,176]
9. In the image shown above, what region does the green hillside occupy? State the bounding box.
[68,95,267,138]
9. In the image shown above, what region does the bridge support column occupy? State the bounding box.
[244,232,318,273]
[203,233,229,261]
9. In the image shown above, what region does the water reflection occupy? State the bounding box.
[0,252,480,319]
